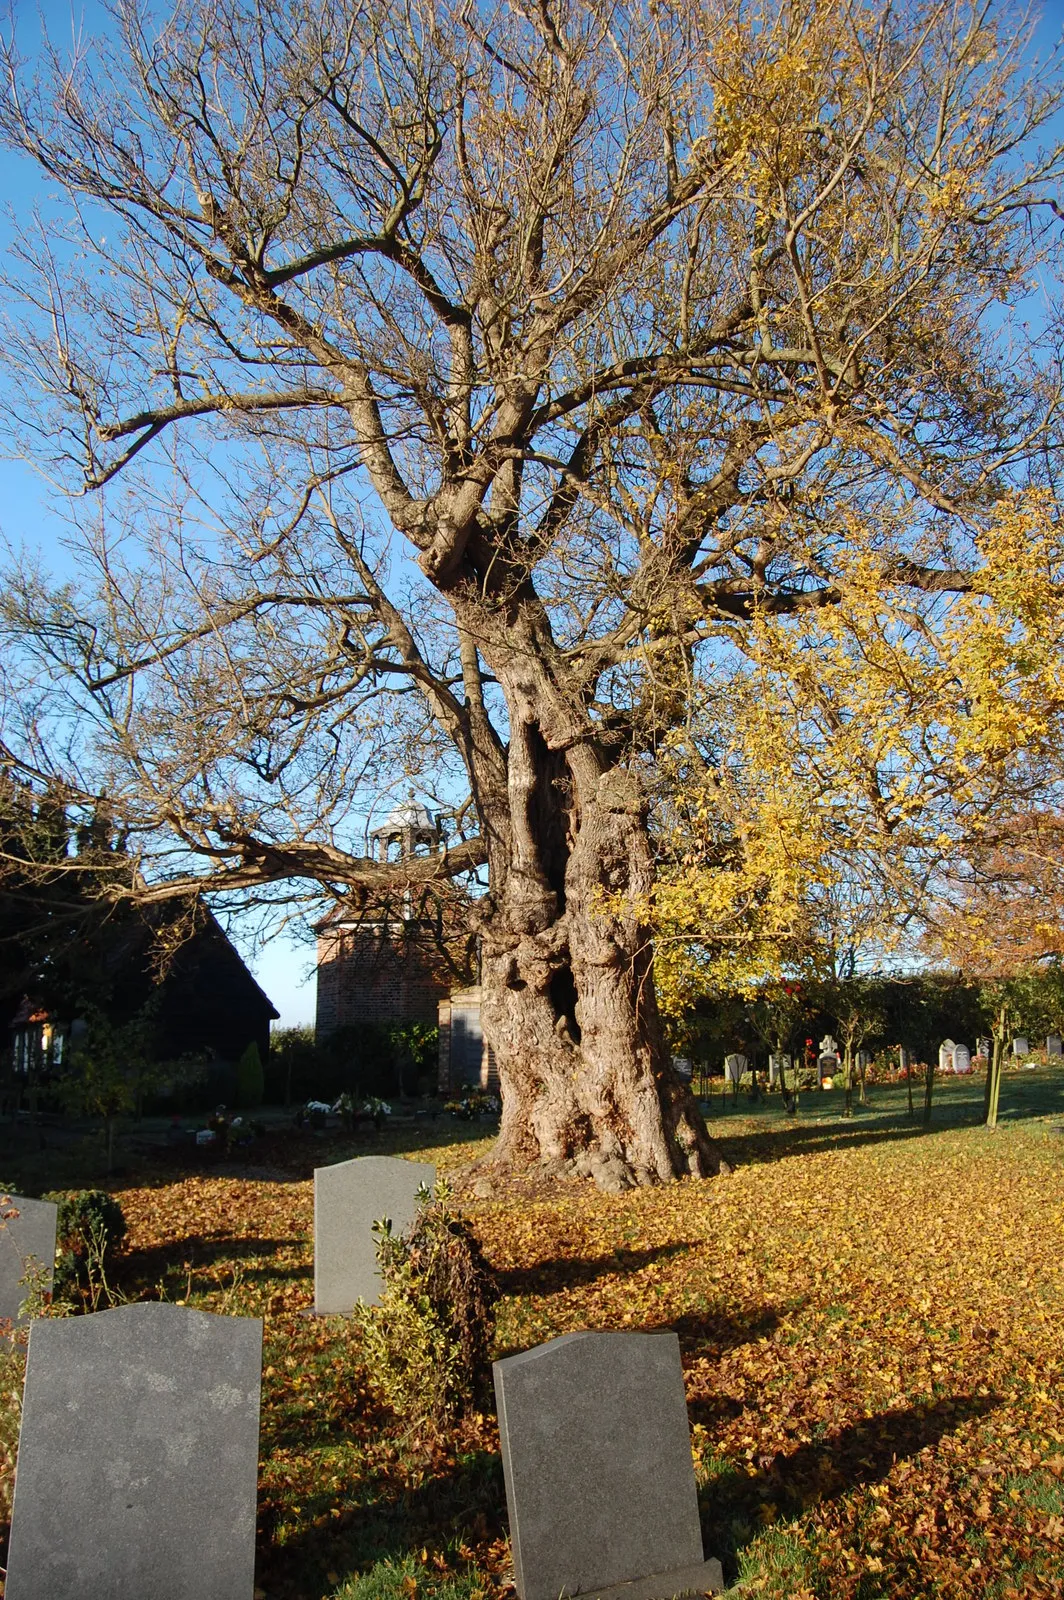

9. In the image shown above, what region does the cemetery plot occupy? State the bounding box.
[314,1155,436,1312]
[5,1303,262,1600]
[1,1076,1063,1600]
[0,1195,56,1329]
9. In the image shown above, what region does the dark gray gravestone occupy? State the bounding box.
[314,1155,435,1313]
[1047,1034,1062,1057]
[0,1194,57,1329]
[493,1331,723,1600]
[6,1303,261,1600]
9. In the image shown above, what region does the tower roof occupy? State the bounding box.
[370,793,438,841]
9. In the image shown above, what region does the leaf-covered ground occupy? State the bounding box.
[4,1074,1064,1599]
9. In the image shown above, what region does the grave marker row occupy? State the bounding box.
[7,1308,721,1600]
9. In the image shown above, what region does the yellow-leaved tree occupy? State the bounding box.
[649,491,1064,1032]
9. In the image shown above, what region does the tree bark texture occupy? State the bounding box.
[464,633,725,1188]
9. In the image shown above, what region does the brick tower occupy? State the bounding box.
[315,796,453,1036]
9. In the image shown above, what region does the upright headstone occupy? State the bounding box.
[723,1053,746,1084]
[314,1155,435,1313]
[5,1303,261,1600]
[939,1039,956,1073]
[816,1036,838,1084]
[494,1332,723,1600]
[1047,1034,1063,1057]
[952,1043,971,1074]
[0,1194,57,1329]
[768,1052,787,1086]
[975,1037,993,1060]
[1012,1037,1030,1058]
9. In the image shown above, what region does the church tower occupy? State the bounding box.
[314,795,452,1037]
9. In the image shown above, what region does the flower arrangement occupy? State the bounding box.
[443,1091,500,1120]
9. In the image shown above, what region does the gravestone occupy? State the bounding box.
[975,1037,993,1060]
[314,1154,435,1313]
[952,1043,971,1074]
[5,1303,261,1600]
[723,1053,746,1084]
[1047,1035,1062,1057]
[0,1194,57,1329]
[938,1039,956,1073]
[494,1331,723,1600]
[768,1052,789,1086]
[1012,1037,1030,1058]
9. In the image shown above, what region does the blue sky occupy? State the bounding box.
[0,2,321,1026]
[1,0,1062,1026]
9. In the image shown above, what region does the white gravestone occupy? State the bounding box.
[1012,1037,1030,1058]
[952,1043,971,1074]
[724,1053,746,1084]
[0,1194,57,1330]
[5,1304,261,1600]
[494,1331,723,1600]
[768,1053,790,1086]
[938,1039,956,1073]
[314,1155,435,1313]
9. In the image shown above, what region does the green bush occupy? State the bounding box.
[352,1181,497,1432]
[235,1041,264,1108]
[44,1189,127,1306]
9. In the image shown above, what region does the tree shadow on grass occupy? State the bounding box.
[701,1390,1001,1581]
[117,1233,309,1296]
[257,1436,507,1600]
[708,1073,1064,1170]
[714,1120,933,1168]
[255,1385,1001,1600]
[494,1239,699,1298]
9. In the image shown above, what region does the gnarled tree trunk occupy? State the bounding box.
[471,672,725,1189]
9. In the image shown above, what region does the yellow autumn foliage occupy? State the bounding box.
[651,489,1064,1018]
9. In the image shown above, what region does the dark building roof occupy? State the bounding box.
[8,899,278,1064]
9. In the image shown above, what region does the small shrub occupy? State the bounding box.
[352,1181,497,1432]
[44,1189,127,1308]
[235,1041,265,1108]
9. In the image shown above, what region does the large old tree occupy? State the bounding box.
[0,0,1061,1183]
